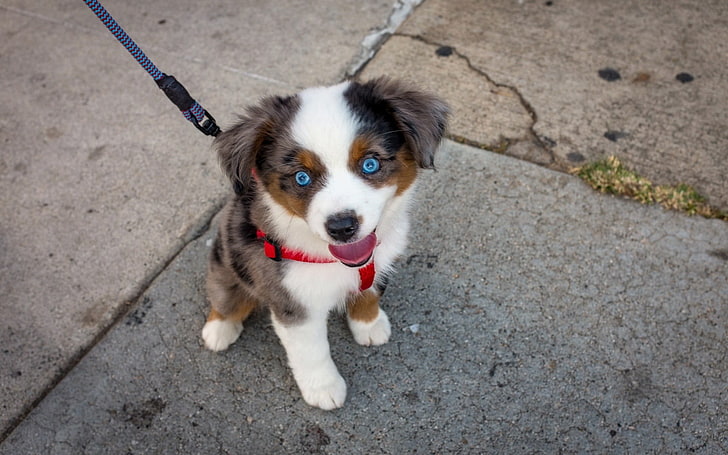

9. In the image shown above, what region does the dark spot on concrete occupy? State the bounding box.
[541,136,557,148]
[621,367,653,402]
[709,249,728,261]
[604,130,628,142]
[45,127,63,139]
[158,19,166,25]
[300,423,330,453]
[88,145,105,161]
[111,398,167,429]
[676,72,694,83]
[81,302,108,326]
[598,68,621,82]
[406,254,439,269]
[435,46,453,57]
[402,390,419,404]
[566,152,585,162]
[610,429,617,437]
[545,1,554,5]
[126,296,153,326]
[126,310,146,326]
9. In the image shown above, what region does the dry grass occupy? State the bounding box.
[571,156,727,221]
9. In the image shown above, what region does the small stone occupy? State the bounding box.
[566,152,585,162]
[435,46,453,57]
[604,131,628,142]
[675,72,694,83]
[598,68,621,82]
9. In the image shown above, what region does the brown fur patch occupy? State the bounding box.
[264,149,327,218]
[265,175,309,218]
[206,298,257,324]
[348,136,371,171]
[348,134,419,196]
[347,290,381,323]
[298,149,325,174]
[393,149,418,195]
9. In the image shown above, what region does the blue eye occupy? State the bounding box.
[295,171,312,187]
[361,157,380,175]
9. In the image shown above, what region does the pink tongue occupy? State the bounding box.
[328,232,377,266]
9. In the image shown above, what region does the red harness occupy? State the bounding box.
[256,230,375,292]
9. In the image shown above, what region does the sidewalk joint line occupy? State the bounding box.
[0,198,227,443]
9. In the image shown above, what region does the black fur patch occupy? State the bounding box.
[344,78,449,169]
[211,236,224,265]
[344,83,406,154]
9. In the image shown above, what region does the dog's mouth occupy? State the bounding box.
[328,232,377,267]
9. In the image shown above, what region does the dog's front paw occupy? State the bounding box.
[348,309,391,346]
[296,371,347,410]
[202,319,243,351]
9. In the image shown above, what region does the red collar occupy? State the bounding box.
[256,230,375,292]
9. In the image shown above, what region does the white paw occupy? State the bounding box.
[202,319,243,351]
[348,309,391,346]
[296,370,347,410]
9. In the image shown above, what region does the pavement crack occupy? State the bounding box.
[391,32,557,168]
[345,0,425,78]
[399,34,539,125]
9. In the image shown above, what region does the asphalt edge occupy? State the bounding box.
[0,197,226,443]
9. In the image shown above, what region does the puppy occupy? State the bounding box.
[202,77,448,410]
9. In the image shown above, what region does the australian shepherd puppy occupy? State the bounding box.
[202,77,448,410]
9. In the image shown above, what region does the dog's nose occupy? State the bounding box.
[325,211,359,242]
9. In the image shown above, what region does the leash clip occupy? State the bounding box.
[193,110,221,137]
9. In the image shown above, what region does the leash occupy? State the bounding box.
[82,0,220,136]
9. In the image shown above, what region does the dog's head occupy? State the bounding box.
[216,77,448,265]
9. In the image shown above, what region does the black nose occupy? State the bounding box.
[325,211,359,242]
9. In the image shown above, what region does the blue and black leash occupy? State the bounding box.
[83,0,220,136]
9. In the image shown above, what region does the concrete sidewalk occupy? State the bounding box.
[2,142,727,453]
[359,0,728,211]
[2,0,727,453]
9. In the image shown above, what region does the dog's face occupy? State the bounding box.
[216,78,448,265]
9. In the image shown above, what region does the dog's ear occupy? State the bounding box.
[349,77,449,169]
[214,95,299,193]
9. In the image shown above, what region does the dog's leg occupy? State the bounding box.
[202,255,257,351]
[202,303,256,352]
[271,310,347,410]
[346,290,391,346]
